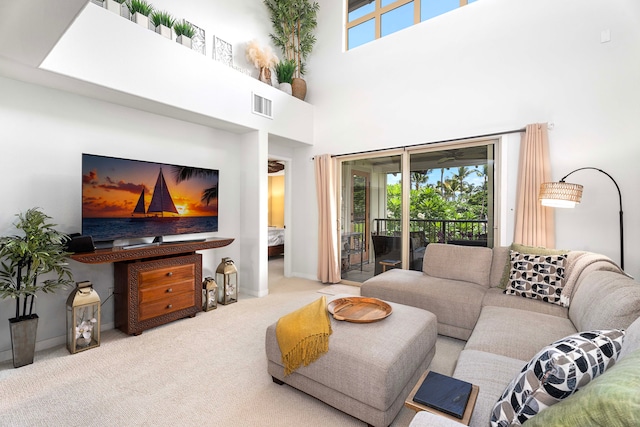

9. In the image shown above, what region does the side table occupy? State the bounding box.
[379,259,401,272]
[405,370,479,426]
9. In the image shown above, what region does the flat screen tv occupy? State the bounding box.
[82,153,219,245]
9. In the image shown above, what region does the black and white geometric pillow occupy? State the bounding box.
[504,251,567,305]
[490,329,625,427]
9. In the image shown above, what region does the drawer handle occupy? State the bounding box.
[167,272,173,277]
[167,304,173,309]
[166,288,173,293]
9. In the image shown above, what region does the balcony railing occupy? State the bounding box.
[372,218,488,245]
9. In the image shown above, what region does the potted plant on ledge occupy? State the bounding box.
[0,208,74,368]
[150,10,175,39]
[173,19,195,48]
[275,58,296,95]
[264,0,319,100]
[127,0,154,30]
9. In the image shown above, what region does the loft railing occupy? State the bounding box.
[372,218,488,245]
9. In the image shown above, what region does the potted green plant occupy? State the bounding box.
[127,0,154,30]
[150,10,175,39]
[105,0,129,19]
[275,58,297,95]
[173,19,195,48]
[0,208,74,368]
[264,0,319,100]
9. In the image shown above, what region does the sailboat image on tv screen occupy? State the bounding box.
[132,168,180,219]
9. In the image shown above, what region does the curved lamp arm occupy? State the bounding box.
[560,167,623,212]
[558,167,624,270]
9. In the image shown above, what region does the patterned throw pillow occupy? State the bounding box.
[491,329,625,427]
[504,250,567,305]
[524,349,640,427]
[498,244,569,289]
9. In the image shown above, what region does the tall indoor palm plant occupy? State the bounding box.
[0,208,74,367]
[264,0,319,100]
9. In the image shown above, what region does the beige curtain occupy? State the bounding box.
[513,123,555,247]
[314,154,341,283]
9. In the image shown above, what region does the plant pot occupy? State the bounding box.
[120,4,131,19]
[104,0,125,16]
[279,82,292,95]
[9,315,38,368]
[155,24,172,39]
[291,78,307,101]
[259,67,273,86]
[177,35,192,49]
[132,12,152,30]
[105,0,129,19]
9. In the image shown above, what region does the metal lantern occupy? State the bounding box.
[216,257,238,305]
[202,276,218,311]
[66,281,101,354]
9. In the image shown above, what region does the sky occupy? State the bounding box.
[81,154,218,218]
[387,167,485,188]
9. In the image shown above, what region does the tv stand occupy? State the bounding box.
[161,238,207,245]
[70,238,234,335]
[122,242,160,250]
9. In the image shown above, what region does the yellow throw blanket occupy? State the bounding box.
[276,296,332,376]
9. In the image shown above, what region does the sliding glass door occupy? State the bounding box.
[340,154,402,283]
[407,144,495,271]
[339,140,496,283]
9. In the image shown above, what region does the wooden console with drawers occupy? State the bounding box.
[70,238,234,335]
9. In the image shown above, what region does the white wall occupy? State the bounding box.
[287,0,640,279]
[0,76,243,359]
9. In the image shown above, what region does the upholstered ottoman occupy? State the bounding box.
[265,296,438,427]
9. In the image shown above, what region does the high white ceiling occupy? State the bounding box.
[0,0,86,68]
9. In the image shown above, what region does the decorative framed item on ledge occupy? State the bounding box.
[188,21,206,55]
[213,36,233,67]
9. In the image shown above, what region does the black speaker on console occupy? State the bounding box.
[65,234,95,253]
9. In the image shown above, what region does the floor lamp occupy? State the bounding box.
[538,167,624,270]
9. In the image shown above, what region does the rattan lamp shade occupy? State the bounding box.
[539,181,583,208]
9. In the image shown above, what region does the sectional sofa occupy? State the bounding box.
[361,243,640,426]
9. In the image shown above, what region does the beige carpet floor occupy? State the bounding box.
[0,258,464,426]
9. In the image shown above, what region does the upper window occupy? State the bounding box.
[346,0,477,50]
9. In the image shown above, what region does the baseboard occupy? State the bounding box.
[292,272,318,281]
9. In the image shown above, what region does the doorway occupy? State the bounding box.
[268,157,291,277]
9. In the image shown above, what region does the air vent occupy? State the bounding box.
[252,93,273,119]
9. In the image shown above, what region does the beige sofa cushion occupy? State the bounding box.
[464,306,577,361]
[569,270,640,332]
[482,288,568,318]
[620,316,640,359]
[422,243,493,288]
[361,268,485,340]
[453,349,525,427]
